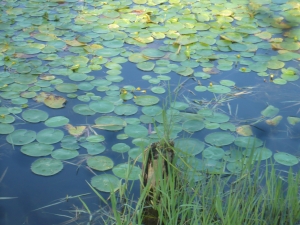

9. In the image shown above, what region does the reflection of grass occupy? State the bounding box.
[0,168,17,200]
[81,144,300,225]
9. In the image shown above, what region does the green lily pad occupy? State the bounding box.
[81,142,105,155]
[182,119,205,132]
[112,143,130,153]
[287,116,300,125]
[94,116,126,131]
[7,129,36,145]
[274,152,299,166]
[55,83,78,93]
[36,128,64,144]
[207,85,231,94]
[243,147,272,160]
[234,137,263,148]
[175,138,205,156]
[87,156,114,171]
[137,62,155,71]
[261,105,279,118]
[89,100,115,113]
[51,149,79,160]
[142,48,165,58]
[112,163,141,180]
[45,116,69,127]
[91,174,120,192]
[0,123,14,134]
[205,132,235,147]
[73,104,95,116]
[124,124,148,138]
[86,135,105,142]
[22,109,48,123]
[21,142,54,157]
[31,158,63,176]
[134,95,159,106]
[114,104,138,116]
[203,146,225,160]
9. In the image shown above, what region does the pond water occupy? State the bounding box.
[1,0,300,224]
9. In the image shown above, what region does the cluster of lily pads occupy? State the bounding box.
[0,0,300,192]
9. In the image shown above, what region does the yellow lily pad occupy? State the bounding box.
[236,125,253,136]
[65,124,87,137]
[44,95,66,109]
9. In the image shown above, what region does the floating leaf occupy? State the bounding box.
[21,142,53,157]
[91,174,120,192]
[203,147,225,160]
[175,138,205,156]
[65,124,87,137]
[31,158,63,176]
[243,147,272,161]
[94,116,126,131]
[36,128,64,145]
[44,95,66,109]
[261,105,279,118]
[112,143,130,153]
[6,129,36,145]
[0,123,14,134]
[81,142,105,155]
[133,95,159,106]
[274,152,299,166]
[86,135,105,143]
[266,115,282,126]
[182,120,205,132]
[234,137,263,148]
[51,149,79,160]
[45,116,69,127]
[236,125,253,136]
[87,156,114,171]
[89,100,115,113]
[205,132,235,147]
[22,109,48,123]
[287,116,300,125]
[112,163,141,180]
[124,124,148,138]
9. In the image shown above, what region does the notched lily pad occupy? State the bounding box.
[274,152,299,166]
[87,156,114,171]
[31,158,63,176]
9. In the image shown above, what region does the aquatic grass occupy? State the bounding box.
[84,145,300,225]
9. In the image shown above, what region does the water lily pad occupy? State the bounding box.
[7,129,36,145]
[112,163,141,180]
[137,62,155,71]
[21,142,54,157]
[73,104,95,116]
[0,123,14,134]
[55,83,78,93]
[124,124,148,138]
[22,109,48,123]
[287,117,300,125]
[205,132,235,147]
[112,143,130,153]
[86,135,105,143]
[36,128,64,144]
[94,116,126,131]
[89,100,115,113]
[51,149,79,160]
[274,152,298,166]
[81,142,105,155]
[243,147,272,161]
[151,86,166,94]
[203,147,225,160]
[236,125,253,136]
[266,115,282,126]
[261,105,279,118]
[91,174,120,192]
[43,95,66,109]
[142,48,165,58]
[142,105,162,116]
[175,138,205,156]
[205,113,229,123]
[45,116,69,127]
[87,156,114,171]
[234,137,263,148]
[31,158,63,176]
[207,85,231,94]
[182,119,205,132]
[134,95,159,106]
[114,104,138,116]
